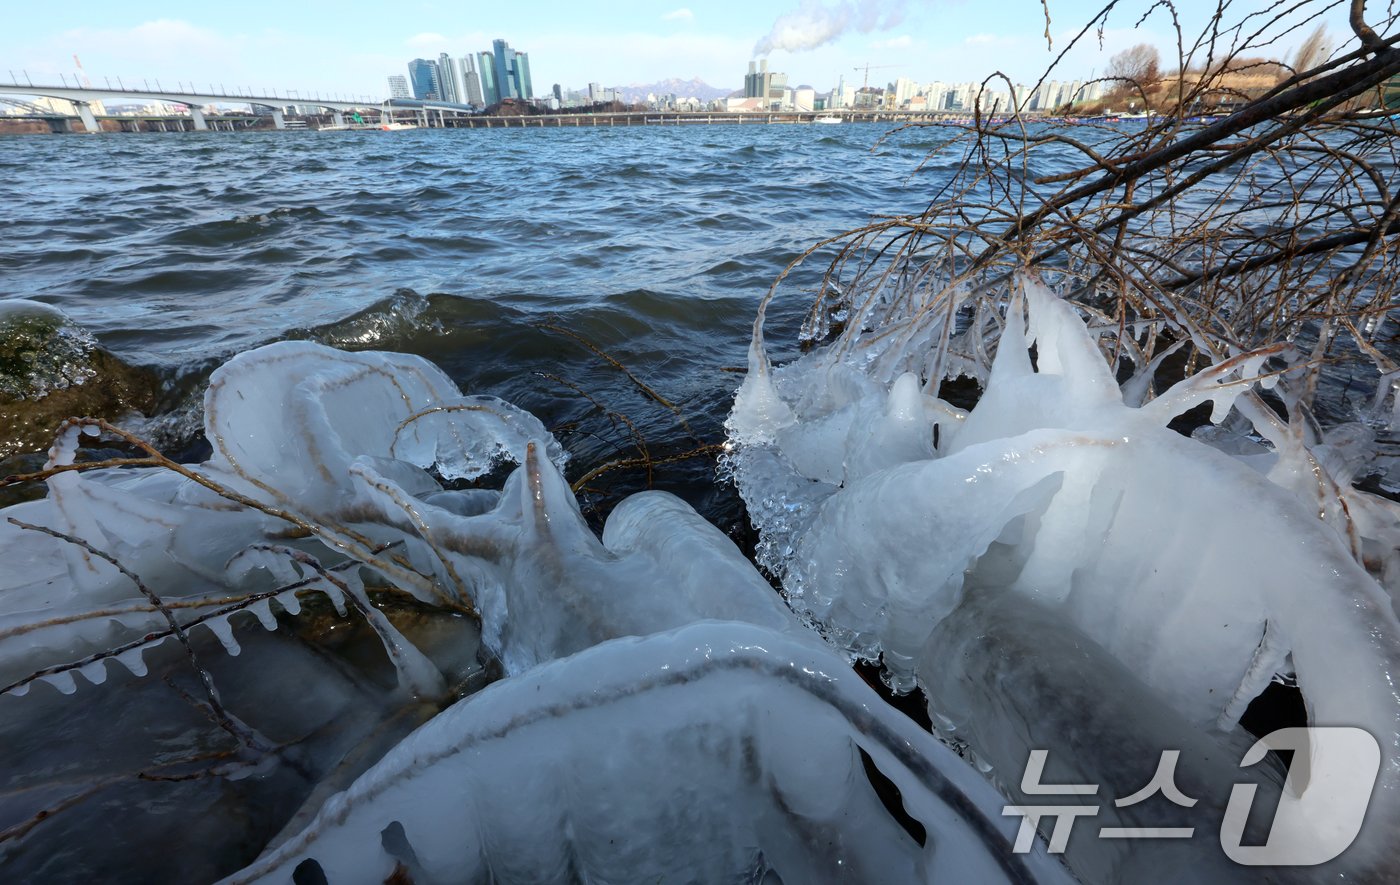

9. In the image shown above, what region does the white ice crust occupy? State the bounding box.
[725,277,1400,881]
[0,339,1072,883]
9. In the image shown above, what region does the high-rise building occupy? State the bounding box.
[768,72,788,108]
[400,40,532,107]
[831,74,847,108]
[893,77,918,107]
[406,58,440,100]
[388,75,411,99]
[462,56,484,105]
[744,59,773,100]
[493,39,518,100]
[517,52,533,100]
[437,53,463,103]
[478,51,499,104]
[488,39,534,101]
[924,80,949,109]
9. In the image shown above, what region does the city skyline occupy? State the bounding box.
[9,1,1356,101]
[399,41,533,105]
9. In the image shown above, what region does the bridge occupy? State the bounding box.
[0,80,1060,134]
[449,109,1023,129]
[0,82,380,131]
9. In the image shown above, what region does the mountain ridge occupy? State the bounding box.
[615,77,736,104]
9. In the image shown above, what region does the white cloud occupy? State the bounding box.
[662,8,695,23]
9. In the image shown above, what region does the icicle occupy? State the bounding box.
[79,659,108,686]
[116,647,149,677]
[40,671,78,695]
[321,582,348,618]
[204,615,242,657]
[275,589,303,616]
[249,599,279,632]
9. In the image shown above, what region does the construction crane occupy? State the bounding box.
[853,63,900,89]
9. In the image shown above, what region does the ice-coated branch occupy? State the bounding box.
[7,517,276,756]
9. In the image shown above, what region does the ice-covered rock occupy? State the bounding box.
[0,300,96,401]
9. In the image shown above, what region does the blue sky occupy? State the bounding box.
[7,1,1357,99]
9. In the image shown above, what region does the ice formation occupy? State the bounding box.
[725,276,1400,881]
[224,622,1070,885]
[0,340,1067,882]
[0,341,796,690]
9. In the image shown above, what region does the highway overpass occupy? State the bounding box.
[0,82,379,131]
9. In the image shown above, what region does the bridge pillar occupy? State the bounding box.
[271,108,286,130]
[188,106,209,131]
[332,111,345,127]
[74,101,101,133]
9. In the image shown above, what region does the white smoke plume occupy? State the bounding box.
[753,0,910,56]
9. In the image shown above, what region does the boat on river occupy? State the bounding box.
[316,121,419,131]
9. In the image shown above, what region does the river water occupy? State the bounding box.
[0,123,974,531]
[4,123,1398,514]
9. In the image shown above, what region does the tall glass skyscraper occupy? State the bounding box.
[437,53,462,103]
[462,56,484,106]
[492,39,518,100]
[478,51,499,104]
[517,52,533,100]
[489,39,533,102]
[406,58,439,100]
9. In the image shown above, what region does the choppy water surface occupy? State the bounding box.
[1,125,943,355]
[2,124,1395,514]
[0,124,966,525]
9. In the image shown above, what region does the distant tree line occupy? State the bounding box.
[1074,23,1369,113]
